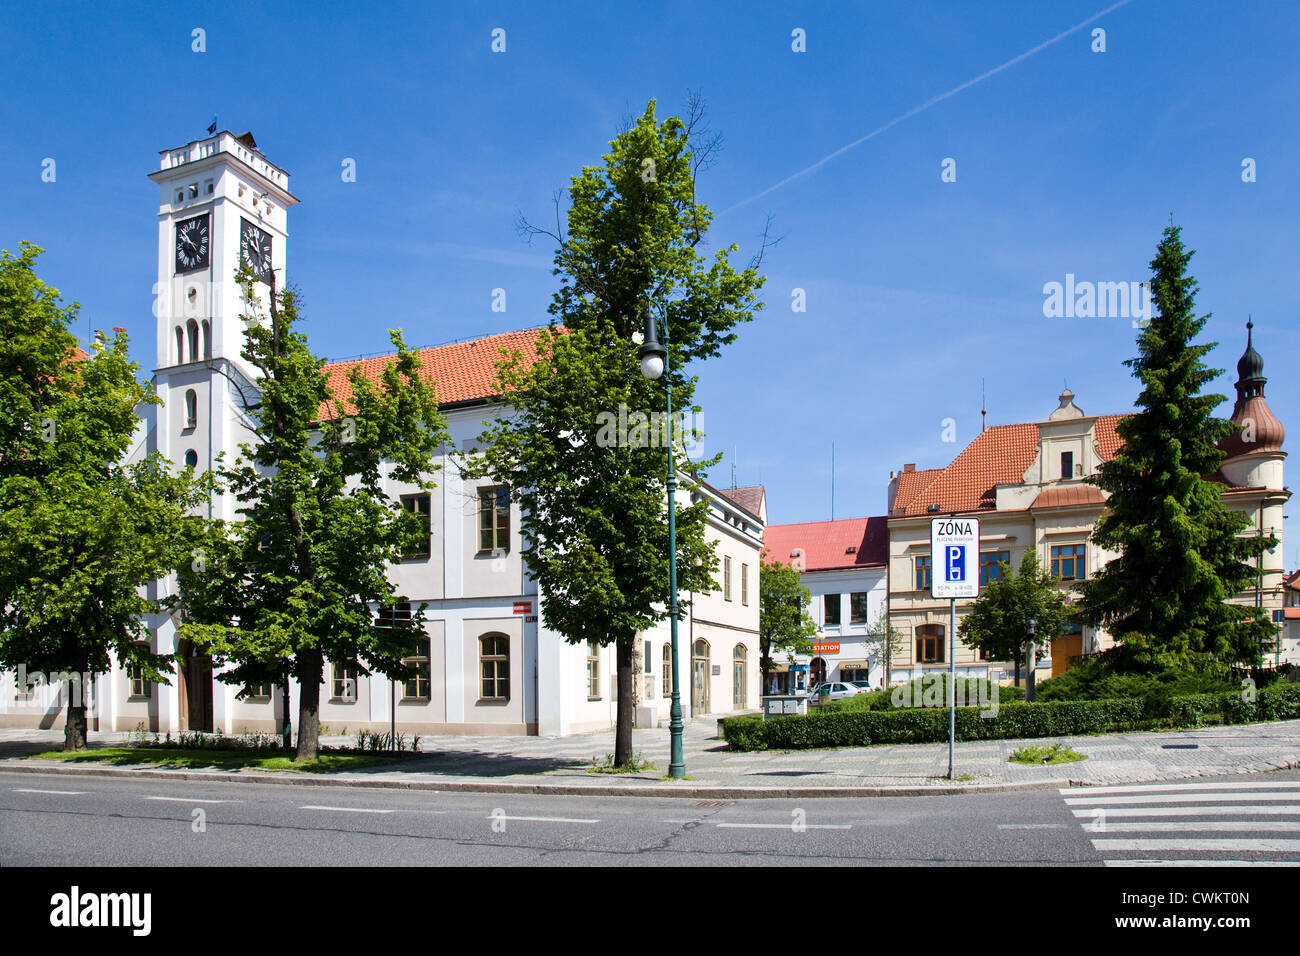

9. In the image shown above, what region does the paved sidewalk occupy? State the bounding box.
[2,718,1298,797]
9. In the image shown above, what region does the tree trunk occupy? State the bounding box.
[760,654,771,699]
[615,639,634,767]
[63,676,88,751]
[1014,658,1021,688]
[294,649,324,762]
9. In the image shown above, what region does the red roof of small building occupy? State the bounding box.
[1284,570,1300,592]
[763,516,888,572]
[717,485,765,519]
[319,327,551,418]
[890,416,1125,518]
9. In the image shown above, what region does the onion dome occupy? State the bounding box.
[1220,320,1285,458]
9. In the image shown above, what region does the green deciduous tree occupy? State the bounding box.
[177,270,449,761]
[758,555,816,694]
[0,243,209,750]
[468,97,770,766]
[958,552,1070,684]
[1074,225,1276,670]
[863,613,904,688]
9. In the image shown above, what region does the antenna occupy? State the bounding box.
[831,442,835,521]
[981,377,987,433]
[731,445,737,489]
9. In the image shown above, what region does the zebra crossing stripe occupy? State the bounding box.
[1104,859,1300,867]
[1064,792,1300,805]
[1060,781,1300,796]
[1072,804,1300,817]
[1087,821,1300,833]
[1092,838,1300,852]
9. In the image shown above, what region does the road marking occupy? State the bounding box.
[1105,859,1300,867]
[1092,838,1300,852]
[1072,805,1300,817]
[144,796,232,804]
[1060,781,1300,796]
[1088,821,1300,833]
[998,823,1069,829]
[716,823,852,830]
[1064,792,1300,805]
[487,815,599,824]
[11,788,87,795]
[301,805,394,814]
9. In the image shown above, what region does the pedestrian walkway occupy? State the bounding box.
[2,718,1298,796]
[1059,779,1300,866]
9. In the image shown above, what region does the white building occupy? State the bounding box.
[0,130,763,736]
[761,515,890,693]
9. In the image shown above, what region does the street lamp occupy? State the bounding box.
[1025,618,1037,703]
[637,309,685,779]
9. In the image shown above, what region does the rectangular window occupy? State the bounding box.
[724,556,732,601]
[850,592,868,625]
[586,640,600,699]
[480,635,510,701]
[401,493,431,559]
[402,637,430,701]
[915,626,945,664]
[824,593,841,627]
[979,550,1011,586]
[1061,451,1074,479]
[915,555,932,591]
[478,486,510,553]
[128,643,150,698]
[1050,544,1086,581]
[245,682,273,699]
[741,563,749,606]
[331,661,358,702]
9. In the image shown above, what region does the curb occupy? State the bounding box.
[2,757,1297,799]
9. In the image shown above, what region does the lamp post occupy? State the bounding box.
[1025,618,1037,703]
[637,309,685,779]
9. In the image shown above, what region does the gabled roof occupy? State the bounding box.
[890,416,1125,518]
[717,485,765,520]
[1284,570,1300,593]
[763,516,888,572]
[319,327,550,418]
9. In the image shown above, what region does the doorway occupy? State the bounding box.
[810,657,827,687]
[691,639,710,715]
[177,638,213,732]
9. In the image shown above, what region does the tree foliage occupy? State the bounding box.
[758,555,816,690]
[1074,225,1276,669]
[0,242,208,749]
[177,269,449,760]
[468,97,769,765]
[958,552,1071,672]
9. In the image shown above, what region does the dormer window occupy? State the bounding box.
[175,189,184,204]
[1061,451,1074,479]
[188,183,198,199]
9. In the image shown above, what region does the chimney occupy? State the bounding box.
[903,463,916,473]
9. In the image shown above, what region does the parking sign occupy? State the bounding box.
[930,517,979,598]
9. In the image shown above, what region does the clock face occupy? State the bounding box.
[239,218,273,284]
[174,215,210,273]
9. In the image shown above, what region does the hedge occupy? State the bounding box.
[723,682,1300,752]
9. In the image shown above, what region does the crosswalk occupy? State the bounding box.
[1061,780,1300,866]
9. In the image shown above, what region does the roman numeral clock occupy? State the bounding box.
[239,217,273,283]
[174,214,210,272]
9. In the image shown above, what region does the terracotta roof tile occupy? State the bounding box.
[318,327,551,418]
[763,516,888,572]
[717,485,765,518]
[892,415,1126,518]
[1031,484,1106,509]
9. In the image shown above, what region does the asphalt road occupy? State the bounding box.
[5,768,1300,866]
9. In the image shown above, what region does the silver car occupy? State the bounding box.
[806,681,865,703]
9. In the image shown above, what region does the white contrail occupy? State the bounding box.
[721,0,1136,214]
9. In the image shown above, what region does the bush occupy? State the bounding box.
[822,676,1024,714]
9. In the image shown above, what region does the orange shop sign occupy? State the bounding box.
[812,642,840,654]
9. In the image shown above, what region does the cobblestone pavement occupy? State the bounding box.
[2,719,1298,793]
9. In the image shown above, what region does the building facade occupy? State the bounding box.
[0,131,762,736]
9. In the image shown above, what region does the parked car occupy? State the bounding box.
[806,681,866,703]
[847,680,875,693]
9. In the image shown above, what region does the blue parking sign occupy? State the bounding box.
[945,545,965,582]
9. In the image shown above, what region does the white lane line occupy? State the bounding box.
[1093,838,1300,852]
[488,816,599,824]
[717,823,852,830]
[1105,859,1300,867]
[1073,805,1300,817]
[662,819,700,824]
[998,823,1069,829]
[1088,821,1300,833]
[144,796,232,804]
[11,788,87,795]
[1064,792,1300,805]
[1061,781,1300,796]
[301,805,394,814]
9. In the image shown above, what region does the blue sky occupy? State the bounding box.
[2,1,1297,564]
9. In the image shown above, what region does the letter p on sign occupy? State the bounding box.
[946,545,965,582]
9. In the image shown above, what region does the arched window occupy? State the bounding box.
[733,644,747,709]
[174,326,184,365]
[201,320,211,359]
[184,389,197,429]
[915,624,945,664]
[692,639,711,715]
[662,643,672,697]
[480,634,510,701]
[186,320,199,363]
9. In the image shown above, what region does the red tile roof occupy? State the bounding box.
[1032,484,1106,509]
[763,516,888,572]
[319,327,551,418]
[1284,570,1300,592]
[717,485,765,519]
[890,416,1125,518]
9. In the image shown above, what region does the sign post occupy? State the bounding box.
[931,516,979,780]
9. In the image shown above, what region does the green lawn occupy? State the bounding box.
[27,747,393,773]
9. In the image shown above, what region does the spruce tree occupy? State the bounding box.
[1075,224,1276,669]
